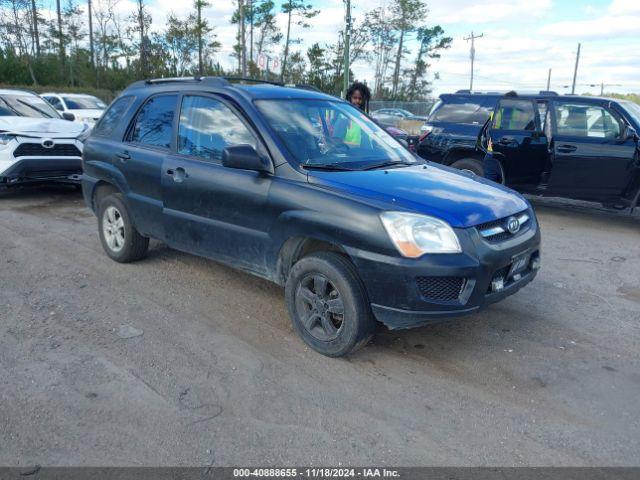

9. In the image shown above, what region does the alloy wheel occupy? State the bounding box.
[295,273,345,342]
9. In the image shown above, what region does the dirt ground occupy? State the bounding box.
[0,186,638,466]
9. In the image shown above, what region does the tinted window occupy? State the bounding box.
[555,103,621,139]
[93,96,134,137]
[130,95,177,148]
[493,99,536,130]
[178,95,256,161]
[537,100,550,137]
[619,100,640,126]
[430,99,492,124]
[45,96,64,110]
[63,96,107,110]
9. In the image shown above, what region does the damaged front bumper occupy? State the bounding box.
[0,157,83,186]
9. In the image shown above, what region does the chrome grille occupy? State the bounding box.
[476,211,531,243]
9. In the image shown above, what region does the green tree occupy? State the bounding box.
[390,0,427,97]
[403,25,451,100]
[253,0,281,56]
[280,0,318,82]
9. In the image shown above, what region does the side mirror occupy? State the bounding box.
[62,112,75,121]
[625,125,638,141]
[222,145,272,174]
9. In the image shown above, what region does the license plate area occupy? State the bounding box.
[508,253,530,279]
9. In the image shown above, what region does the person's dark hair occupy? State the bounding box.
[346,82,371,112]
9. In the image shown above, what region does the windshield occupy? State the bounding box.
[63,96,107,110]
[255,99,419,169]
[0,94,61,118]
[619,100,640,127]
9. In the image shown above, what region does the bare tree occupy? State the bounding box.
[30,0,40,55]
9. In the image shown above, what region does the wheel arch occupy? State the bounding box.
[276,237,350,286]
[443,147,483,166]
[92,181,121,212]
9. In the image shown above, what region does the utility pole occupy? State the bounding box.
[464,31,483,92]
[342,0,351,98]
[546,68,551,91]
[571,42,581,95]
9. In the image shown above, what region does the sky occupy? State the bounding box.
[37,0,640,97]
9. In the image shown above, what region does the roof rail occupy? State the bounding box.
[285,83,322,92]
[224,77,283,86]
[455,89,471,94]
[145,76,203,84]
[538,90,558,96]
[142,76,231,87]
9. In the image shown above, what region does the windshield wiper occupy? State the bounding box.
[0,97,23,116]
[360,160,416,171]
[15,98,55,118]
[302,163,356,171]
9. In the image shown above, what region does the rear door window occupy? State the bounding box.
[430,98,492,124]
[177,95,257,162]
[94,96,134,137]
[554,102,621,139]
[493,99,536,131]
[128,95,178,149]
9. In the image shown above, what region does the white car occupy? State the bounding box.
[41,92,106,126]
[0,89,87,187]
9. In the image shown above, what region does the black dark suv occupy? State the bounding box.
[82,77,540,357]
[417,91,640,211]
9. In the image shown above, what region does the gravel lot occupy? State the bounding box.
[0,186,639,466]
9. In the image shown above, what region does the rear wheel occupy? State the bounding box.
[285,252,376,357]
[450,157,484,177]
[97,193,149,263]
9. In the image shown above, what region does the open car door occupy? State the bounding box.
[546,100,638,204]
[488,97,549,187]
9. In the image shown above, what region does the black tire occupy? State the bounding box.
[450,157,484,177]
[97,193,149,263]
[285,252,376,357]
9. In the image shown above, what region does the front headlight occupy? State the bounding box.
[0,133,16,149]
[77,124,92,143]
[380,212,461,257]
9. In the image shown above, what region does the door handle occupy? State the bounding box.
[116,151,131,162]
[557,144,577,153]
[166,166,188,182]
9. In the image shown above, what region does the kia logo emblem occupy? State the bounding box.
[42,139,55,149]
[506,217,520,234]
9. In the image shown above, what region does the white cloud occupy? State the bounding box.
[22,0,640,96]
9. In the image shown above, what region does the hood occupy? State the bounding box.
[0,116,86,138]
[308,164,528,228]
[68,108,104,119]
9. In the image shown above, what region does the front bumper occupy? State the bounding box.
[0,157,83,185]
[348,212,541,329]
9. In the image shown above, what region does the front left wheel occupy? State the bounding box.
[285,252,376,357]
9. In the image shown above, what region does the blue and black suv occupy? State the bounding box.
[82,77,541,357]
